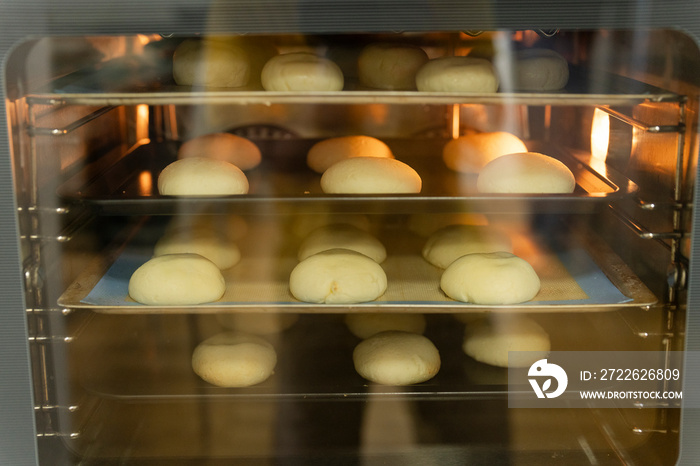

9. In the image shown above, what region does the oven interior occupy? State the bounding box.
[5,29,698,465]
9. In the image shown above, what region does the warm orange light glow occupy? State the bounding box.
[136,104,150,143]
[591,108,610,161]
[452,104,460,139]
[138,171,153,196]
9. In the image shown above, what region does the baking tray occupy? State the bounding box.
[58,219,657,313]
[57,139,638,215]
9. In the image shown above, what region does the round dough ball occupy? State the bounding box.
[345,313,427,339]
[440,252,541,304]
[422,224,512,269]
[514,48,569,91]
[307,135,394,174]
[289,249,387,304]
[128,254,225,305]
[463,315,550,368]
[476,152,576,193]
[298,223,386,263]
[205,35,278,82]
[261,52,344,91]
[442,132,528,174]
[416,56,499,93]
[158,158,249,196]
[216,313,299,335]
[153,229,241,270]
[353,331,441,385]
[192,332,277,387]
[173,38,251,88]
[358,43,429,90]
[321,157,422,194]
[178,133,262,171]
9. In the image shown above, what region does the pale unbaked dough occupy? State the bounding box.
[320,157,422,194]
[442,132,528,174]
[440,252,541,304]
[178,133,262,171]
[416,56,499,93]
[261,52,344,91]
[216,313,299,335]
[298,223,386,263]
[514,48,569,91]
[307,135,394,174]
[358,43,429,90]
[192,332,277,387]
[353,330,441,385]
[289,249,387,304]
[158,158,249,196]
[128,254,225,305]
[462,315,550,368]
[422,224,512,269]
[476,152,576,193]
[153,229,241,270]
[173,38,251,88]
[345,313,427,339]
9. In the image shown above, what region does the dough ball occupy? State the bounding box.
[422,224,512,269]
[321,157,422,194]
[165,215,248,242]
[289,249,387,304]
[416,56,499,93]
[261,52,344,91]
[128,254,225,305]
[353,331,440,385]
[358,43,429,90]
[192,332,277,387]
[178,133,262,171]
[514,48,569,91]
[158,158,249,196]
[216,313,299,335]
[345,313,427,339]
[462,315,550,368]
[476,152,576,193]
[153,229,241,270]
[298,223,386,263]
[442,132,528,174]
[205,35,278,82]
[307,135,394,174]
[441,252,541,304]
[173,38,251,88]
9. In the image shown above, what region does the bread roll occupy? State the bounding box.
[514,48,569,91]
[173,38,251,88]
[462,315,550,368]
[345,313,427,339]
[298,223,386,263]
[153,229,240,270]
[192,332,277,387]
[321,157,421,194]
[440,252,540,304]
[158,158,249,196]
[289,249,387,304]
[442,132,528,174]
[416,56,499,93]
[307,135,394,174]
[178,133,262,171]
[261,52,344,91]
[353,331,441,385]
[422,224,512,269]
[358,43,429,90]
[128,254,225,305]
[476,152,575,193]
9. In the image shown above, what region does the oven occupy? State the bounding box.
[2,1,700,465]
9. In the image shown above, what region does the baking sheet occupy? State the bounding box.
[58,223,656,312]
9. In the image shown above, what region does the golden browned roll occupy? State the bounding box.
[358,43,429,90]
[442,132,528,174]
[306,135,394,174]
[261,52,344,91]
[158,158,249,196]
[476,152,576,193]
[320,157,421,194]
[178,133,262,171]
[173,38,251,88]
[416,56,499,92]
